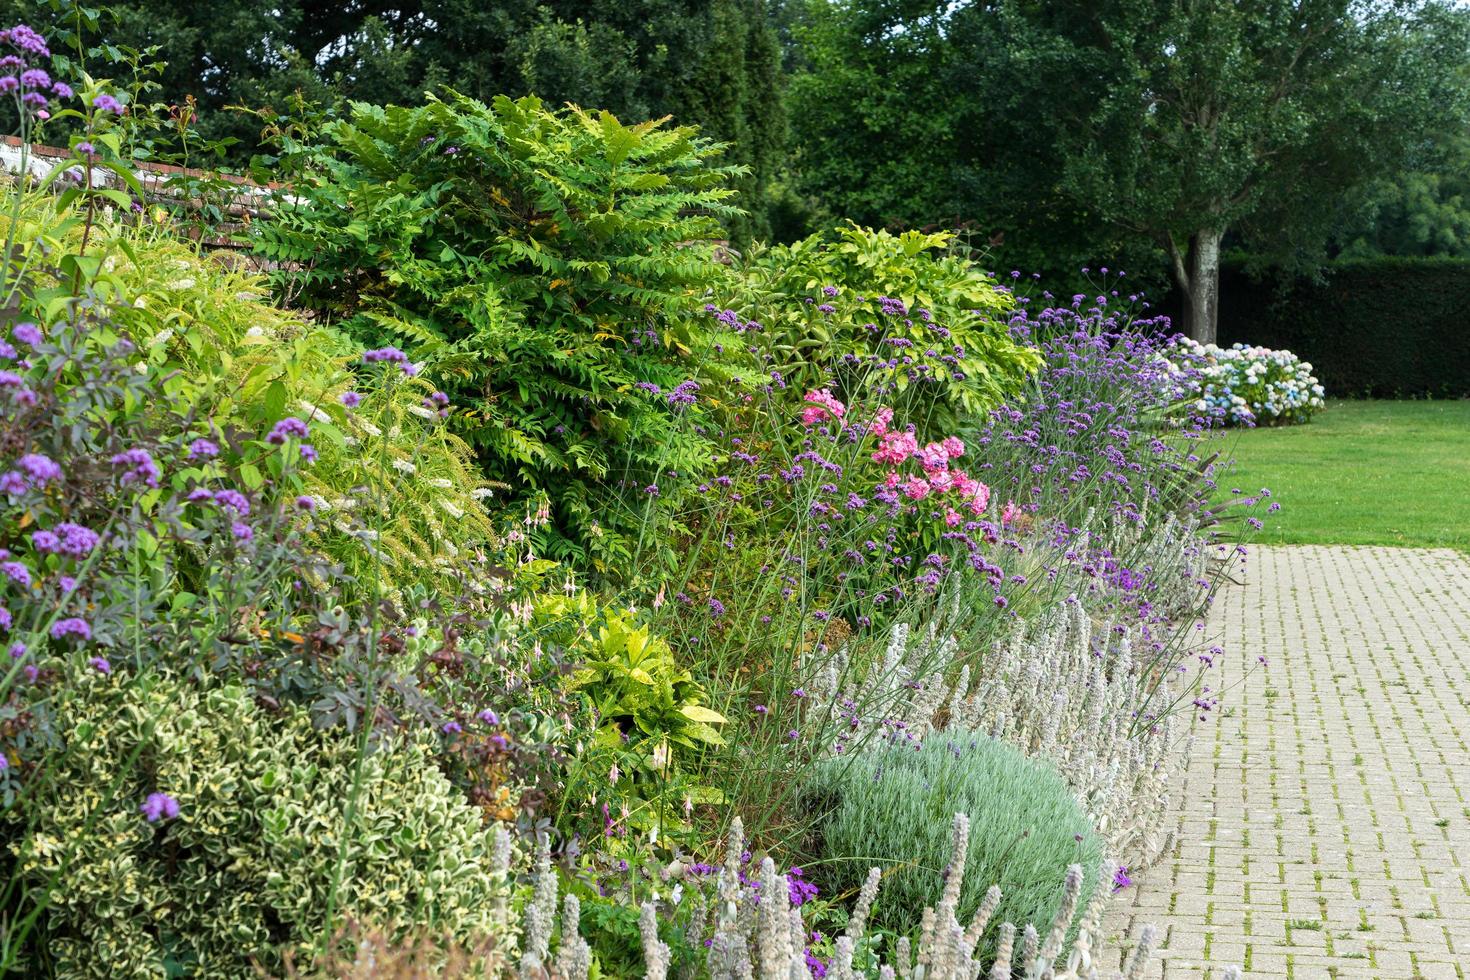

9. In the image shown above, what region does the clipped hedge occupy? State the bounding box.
[1216,257,1470,398]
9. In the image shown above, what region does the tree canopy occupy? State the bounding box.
[17,0,786,240]
[13,0,1470,311]
[788,0,1470,340]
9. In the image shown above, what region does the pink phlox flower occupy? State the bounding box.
[1001,500,1021,525]
[901,477,931,501]
[966,480,993,515]
[872,430,917,465]
[869,406,894,437]
[800,388,846,427]
[917,442,950,472]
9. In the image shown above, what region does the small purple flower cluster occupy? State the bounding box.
[0,25,74,120]
[362,346,419,376]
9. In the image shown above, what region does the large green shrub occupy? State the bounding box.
[726,225,1040,431]
[4,667,517,978]
[1215,256,1470,398]
[259,92,745,573]
[803,731,1102,964]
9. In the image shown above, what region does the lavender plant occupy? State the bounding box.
[802,730,1104,967]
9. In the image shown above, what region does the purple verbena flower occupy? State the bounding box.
[188,438,219,459]
[266,417,309,445]
[50,617,91,642]
[110,448,160,487]
[140,792,180,823]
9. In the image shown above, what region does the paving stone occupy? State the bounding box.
[1103,546,1470,978]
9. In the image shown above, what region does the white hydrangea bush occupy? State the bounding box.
[1168,339,1325,426]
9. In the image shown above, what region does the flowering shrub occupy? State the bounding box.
[1167,338,1325,426]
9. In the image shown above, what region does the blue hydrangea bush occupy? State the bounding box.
[1168,338,1326,426]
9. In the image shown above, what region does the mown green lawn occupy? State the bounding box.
[1216,400,1470,551]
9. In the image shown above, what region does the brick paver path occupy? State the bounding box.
[1103,546,1470,979]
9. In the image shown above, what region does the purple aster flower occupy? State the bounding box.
[50,617,91,642]
[1,561,30,586]
[294,495,315,511]
[19,68,49,89]
[89,656,110,674]
[92,93,123,114]
[0,77,15,95]
[477,709,499,725]
[0,606,9,630]
[30,530,60,554]
[231,521,253,542]
[185,487,213,503]
[9,641,24,659]
[299,444,317,463]
[140,792,180,823]
[340,390,361,408]
[441,720,462,734]
[11,323,40,346]
[51,81,71,98]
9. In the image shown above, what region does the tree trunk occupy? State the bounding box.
[1165,228,1223,345]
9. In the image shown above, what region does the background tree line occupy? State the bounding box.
[16,0,1470,342]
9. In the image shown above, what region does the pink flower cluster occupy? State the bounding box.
[861,407,991,520]
[800,388,846,427]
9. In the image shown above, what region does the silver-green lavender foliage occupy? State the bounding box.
[804,730,1104,966]
[809,549,1198,872]
[491,812,1175,979]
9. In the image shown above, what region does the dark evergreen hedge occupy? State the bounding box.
[1215,257,1470,398]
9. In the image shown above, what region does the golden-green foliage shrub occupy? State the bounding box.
[3,193,500,599]
[5,666,518,978]
[106,228,501,596]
